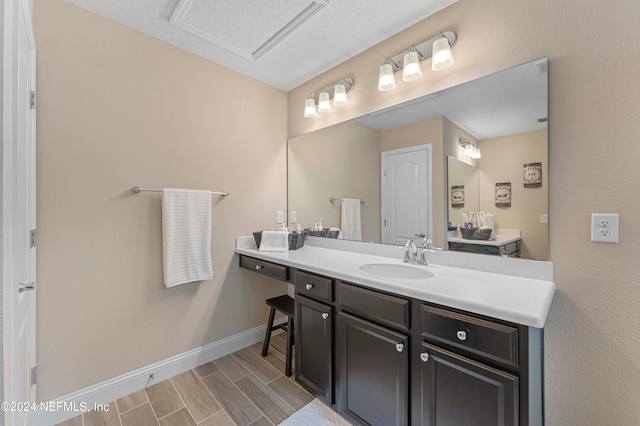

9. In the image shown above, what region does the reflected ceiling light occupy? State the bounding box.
[460,138,481,159]
[303,78,354,118]
[432,32,454,71]
[304,97,317,118]
[403,47,423,82]
[378,31,457,91]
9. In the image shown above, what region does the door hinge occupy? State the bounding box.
[383,168,386,177]
[384,219,387,227]
[30,91,36,110]
[31,367,37,386]
[30,229,37,248]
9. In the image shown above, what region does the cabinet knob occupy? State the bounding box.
[322,312,329,320]
[420,352,430,362]
[456,330,467,341]
[255,265,263,271]
[396,343,404,352]
[305,283,314,290]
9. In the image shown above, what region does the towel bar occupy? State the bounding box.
[132,186,229,196]
[329,197,365,204]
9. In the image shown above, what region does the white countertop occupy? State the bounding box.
[448,228,521,246]
[235,238,555,328]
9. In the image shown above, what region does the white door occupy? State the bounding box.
[381,145,432,245]
[3,0,37,424]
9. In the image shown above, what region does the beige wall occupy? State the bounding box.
[448,158,480,225]
[34,0,288,400]
[288,0,640,423]
[288,120,380,241]
[380,116,445,247]
[479,129,548,260]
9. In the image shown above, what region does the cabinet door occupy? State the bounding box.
[295,295,333,405]
[338,312,409,426]
[419,342,519,426]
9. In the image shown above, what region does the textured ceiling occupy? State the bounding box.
[64,0,458,91]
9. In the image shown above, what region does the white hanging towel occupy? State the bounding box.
[341,198,362,241]
[162,188,213,288]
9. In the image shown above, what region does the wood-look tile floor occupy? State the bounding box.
[57,334,314,426]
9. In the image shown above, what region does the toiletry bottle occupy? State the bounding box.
[296,223,302,233]
[318,219,323,231]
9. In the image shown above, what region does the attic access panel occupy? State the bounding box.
[170,0,328,61]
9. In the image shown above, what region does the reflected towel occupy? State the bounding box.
[259,230,289,252]
[162,188,212,288]
[341,199,362,241]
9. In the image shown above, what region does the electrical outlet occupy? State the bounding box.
[591,213,619,243]
[540,214,548,224]
[276,210,284,224]
[290,210,297,224]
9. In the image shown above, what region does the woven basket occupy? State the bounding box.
[460,227,492,240]
[253,231,306,250]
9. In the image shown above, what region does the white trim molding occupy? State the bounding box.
[32,319,285,426]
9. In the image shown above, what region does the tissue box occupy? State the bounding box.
[253,231,306,250]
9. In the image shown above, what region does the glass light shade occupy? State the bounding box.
[402,51,423,82]
[333,84,348,106]
[378,63,396,91]
[304,98,317,118]
[464,144,474,157]
[432,35,454,71]
[317,91,332,112]
[472,147,482,159]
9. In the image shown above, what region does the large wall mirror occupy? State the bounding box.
[288,57,548,261]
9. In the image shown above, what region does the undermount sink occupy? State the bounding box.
[359,263,435,280]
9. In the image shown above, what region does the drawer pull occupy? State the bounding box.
[420,352,430,362]
[456,330,467,341]
[396,343,404,353]
[305,283,314,290]
[255,265,263,271]
[322,312,329,320]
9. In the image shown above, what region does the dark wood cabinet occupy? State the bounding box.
[418,342,519,426]
[337,312,409,426]
[239,254,543,426]
[294,294,333,406]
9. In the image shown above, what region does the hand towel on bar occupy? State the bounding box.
[259,230,289,252]
[162,188,212,288]
[341,198,362,241]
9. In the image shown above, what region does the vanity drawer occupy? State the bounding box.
[338,282,410,331]
[239,255,288,282]
[294,270,333,303]
[420,304,519,368]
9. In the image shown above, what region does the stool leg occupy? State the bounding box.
[262,307,276,357]
[285,316,294,377]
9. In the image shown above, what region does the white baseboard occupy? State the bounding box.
[33,319,285,426]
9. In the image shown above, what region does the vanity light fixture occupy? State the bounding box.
[317,91,332,113]
[378,59,398,91]
[304,98,318,118]
[460,138,481,159]
[303,78,354,118]
[377,31,457,92]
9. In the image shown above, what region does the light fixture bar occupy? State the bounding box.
[307,78,354,104]
[384,31,457,75]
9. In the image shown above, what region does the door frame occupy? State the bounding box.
[380,144,433,244]
[3,0,37,423]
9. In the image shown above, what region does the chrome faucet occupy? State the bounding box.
[403,239,417,263]
[417,238,431,265]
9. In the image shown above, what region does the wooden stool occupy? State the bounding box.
[261,295,295,377]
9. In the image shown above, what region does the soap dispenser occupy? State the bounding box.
[318,218,323,231]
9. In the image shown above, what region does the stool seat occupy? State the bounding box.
[261,295,295,376]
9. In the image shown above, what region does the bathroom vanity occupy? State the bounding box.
[448,229,522,257]
[236,237,554,426]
